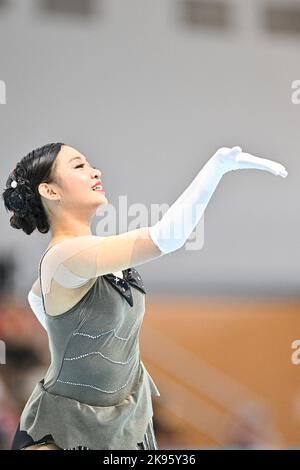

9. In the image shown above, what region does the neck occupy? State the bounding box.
[49,210,93,244]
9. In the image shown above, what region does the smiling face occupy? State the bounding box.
[40,144,108,217]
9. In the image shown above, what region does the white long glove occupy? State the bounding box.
[149,146,288,254]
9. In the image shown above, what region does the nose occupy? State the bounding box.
[92,167,101,179]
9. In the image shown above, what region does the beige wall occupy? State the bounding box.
[0,0,298,297]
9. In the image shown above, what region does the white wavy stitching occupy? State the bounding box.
[73,321,140,341]
[64,350,138,364]
[57,360,140,394]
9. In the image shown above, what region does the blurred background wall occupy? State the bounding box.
[0,0,299,449]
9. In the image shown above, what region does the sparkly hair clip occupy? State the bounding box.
[10,180,18,189]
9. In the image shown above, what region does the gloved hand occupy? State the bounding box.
[213,146,288,177]
[148,145,288,254]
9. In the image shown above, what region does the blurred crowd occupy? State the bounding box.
[0,294,50,449]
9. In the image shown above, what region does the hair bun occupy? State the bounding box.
[8,191,27,216]
[2,142,64,235]
[6,177,34,216]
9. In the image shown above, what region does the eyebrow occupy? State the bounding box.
[68,156,86,164]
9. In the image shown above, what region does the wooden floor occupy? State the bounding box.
[140,296,300,449]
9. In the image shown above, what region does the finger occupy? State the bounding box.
[231,146,242,156]
[278,168,288,178]
[268,164,288,178]
[264,159,288,177]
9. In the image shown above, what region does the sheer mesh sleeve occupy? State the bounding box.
[41,227,163,294]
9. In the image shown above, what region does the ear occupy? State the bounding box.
[38,182,60,202]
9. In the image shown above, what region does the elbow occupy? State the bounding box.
[148,225,184,255]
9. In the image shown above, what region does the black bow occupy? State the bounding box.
[103,267,146,307]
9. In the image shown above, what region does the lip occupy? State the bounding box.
[91,181,103,190]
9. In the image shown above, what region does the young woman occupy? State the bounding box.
[2,143,287,450]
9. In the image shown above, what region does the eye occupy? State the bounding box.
[75,163,85,169]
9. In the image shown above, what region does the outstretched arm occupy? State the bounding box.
[43,146,287,292]
[148,146,287,253]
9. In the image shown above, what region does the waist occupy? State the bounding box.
[44,355,142,407]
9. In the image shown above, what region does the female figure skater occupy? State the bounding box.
[2,143,287,450]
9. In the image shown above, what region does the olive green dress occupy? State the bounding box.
[19,252,160,450]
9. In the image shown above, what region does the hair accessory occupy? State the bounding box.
[10,180,18,189]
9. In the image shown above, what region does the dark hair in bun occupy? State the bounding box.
[2,142,64,235]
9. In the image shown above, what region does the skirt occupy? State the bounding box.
[11,417,158,450]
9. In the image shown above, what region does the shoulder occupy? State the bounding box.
[43,235,103,264]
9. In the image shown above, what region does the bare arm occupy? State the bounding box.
[41,227,163,294]
[61,227,162,277]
